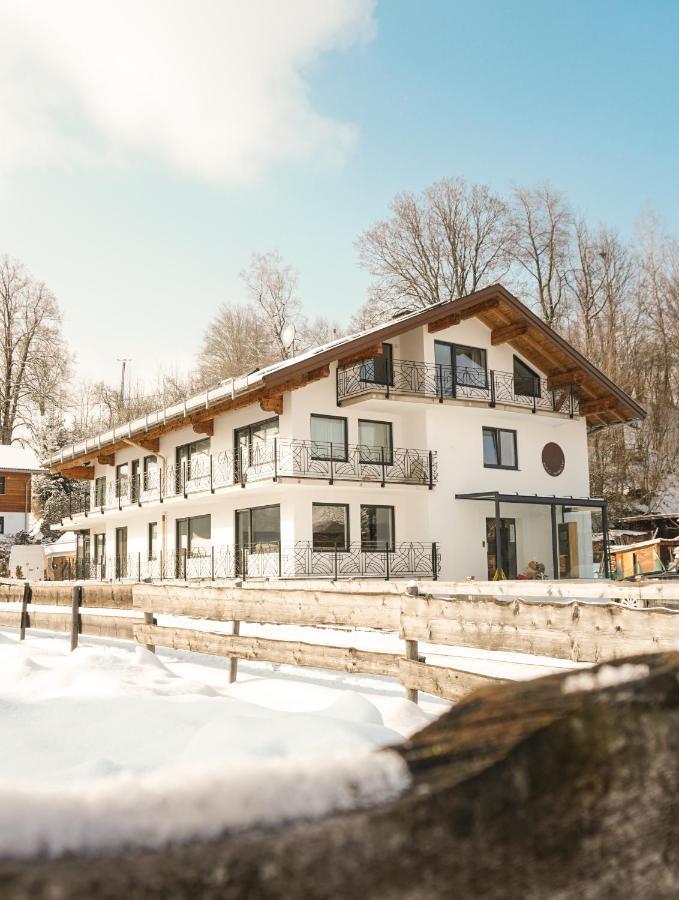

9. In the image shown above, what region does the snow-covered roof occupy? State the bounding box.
[610,537,679,553]
[0,445,42,473]
[44,531,77,556]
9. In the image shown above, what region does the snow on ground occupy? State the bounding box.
[0,622,586,858]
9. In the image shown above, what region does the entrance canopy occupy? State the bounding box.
[455,492,610,580]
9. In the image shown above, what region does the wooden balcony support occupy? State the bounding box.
[62,466,95,481]
[491,322,528,345]
[192,419,214,437]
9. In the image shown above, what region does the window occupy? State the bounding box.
[513,356,541,398]
[361,505,395,550]
[235,505,281,548]
[0,476,5,495]
[482,427,518,469]
[235,418,279,470]
[94,476,106,507]
[176,514,211,558]
[0,517,4,535]
[358,420,393,465]
[115,462,129,498]
[143,455,158,490]
[131,458,140,501]
[360,342,393,386]
[310,414,348,462]
[312,503,349,551]
[148,522,158,560]
[176,439,210,479]
[435,341,488,395]
[93,533,106,564]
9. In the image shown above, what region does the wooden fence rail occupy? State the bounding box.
[3,578,679,702]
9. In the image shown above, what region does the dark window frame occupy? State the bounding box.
[434,340,489,390]
[93,533,106,564]
[513,355,542,398]
[234,416,279,467]
[310,414,349,462]
[359,342,394,387]
[0,476,5,495]
[148,521,158,561]
[312,501,350,552]
[115,462,129,498]
[234,503,281,549]
[482,426,518,470]
[176,513,212,558]
[94,476,107,507]
[360,504,395,551]
[0,516,4,535]
[357,419,394,466]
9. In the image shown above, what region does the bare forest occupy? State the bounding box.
[8,178,679,523]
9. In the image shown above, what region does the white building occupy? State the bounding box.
[45,286,644,583]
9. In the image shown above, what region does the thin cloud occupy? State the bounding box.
[0,0,376,181]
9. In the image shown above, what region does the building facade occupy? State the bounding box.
[46,286,644,583]
[0,446,41,537]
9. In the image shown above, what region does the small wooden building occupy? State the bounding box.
[610,537,679,579]
[0,445,42,537]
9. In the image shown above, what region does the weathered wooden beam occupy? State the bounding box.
[427,313,461,333]
[490,322,527,345]
[61,466,95,481]
[301,364,331,385]
[547,369,586,389]
[260,395,284,415]
[579,397,617,415]
[192,418,214,436]
[136,437,160,453]
[338,344,383,368]
[399,657,506,701]
[96,453,115,466]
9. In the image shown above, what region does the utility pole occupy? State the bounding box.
[117,358,131,407]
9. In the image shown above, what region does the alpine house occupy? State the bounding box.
[44,285,644,583]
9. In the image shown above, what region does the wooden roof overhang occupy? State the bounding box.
[47,284,644,475]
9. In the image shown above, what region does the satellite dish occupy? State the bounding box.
[280,323,296,350]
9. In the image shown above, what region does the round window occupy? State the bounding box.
[542,442,565,477]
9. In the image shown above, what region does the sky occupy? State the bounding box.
[0,0,677,388]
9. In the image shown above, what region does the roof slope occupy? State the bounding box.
[46,284,646,471]
[0,445,42,473]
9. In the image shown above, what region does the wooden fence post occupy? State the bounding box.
[229,620,240,683]
[143,611,157,653]
[19,582,31,640]
[404,639,419,704]
[70,584,83,651]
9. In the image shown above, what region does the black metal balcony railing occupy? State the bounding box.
[56,440,437,522]
[70,541,440,582]
[337,360,580,416]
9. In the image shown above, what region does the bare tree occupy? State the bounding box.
[510,185,572,328]
[0,256,72,444]
[196,303,273,386]
[241,251,305,359]
[355,177,513,323]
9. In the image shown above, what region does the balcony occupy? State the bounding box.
[57,439,437,522]
[337,359,580,417]
[71,541,441,582]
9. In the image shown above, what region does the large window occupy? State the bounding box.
[435,341,488,395]
[148,522,158,561]
[310,414,348,462]
[513,356,541,398]
[361,505,395,550]
[235,504,281,548]
[482,427,518,469]
[94,476,106,507]
[115,462,129,498]
[0,476,5,495]
[235,417,279,471]
[312,503,349,551]
[358,419,393,465]
[359,342,393,386]
[176,514,211,558]
[93,533,106,564]
[143,455,159,490]
[176,439,210,479]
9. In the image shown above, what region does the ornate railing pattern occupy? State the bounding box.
[337,359,580,416]
[56,441,437,522]
[71,541,440,582]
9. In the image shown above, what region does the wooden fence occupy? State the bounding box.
[2,579,679,702]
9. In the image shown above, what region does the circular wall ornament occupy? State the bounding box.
[542,442,565,477]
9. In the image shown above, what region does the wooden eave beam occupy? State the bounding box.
[136,437,160,453]
[427,298,500,333]
[580,397,617,416]
[96,453,115,466]
[260,395,284,415]
[192,419,214,437]
[491,322,528,345]
[547,369,586,389]
[61,466,95,481]
[337,345,383,368]
[428,313,461,333]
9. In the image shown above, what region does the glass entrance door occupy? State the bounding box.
[115,527,128,579]
[486,517,517,579]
